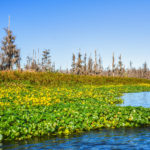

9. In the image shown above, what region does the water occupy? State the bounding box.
[120,92,150,108]
[2,92,150,150]
[2,128,150,150]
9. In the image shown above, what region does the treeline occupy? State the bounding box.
[0,21,149,79]
[69,51,150,79]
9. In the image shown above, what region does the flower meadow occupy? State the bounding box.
[1,72,150,142]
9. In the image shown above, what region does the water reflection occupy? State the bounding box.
[2,128,150,150]
[120,92,150,107]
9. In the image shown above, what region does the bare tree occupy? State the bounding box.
[98,55,103,75]
[83,53,87,74]
[130,61,133,69]
[87,55,93,75]
[94,50,98,74]
[106,66,111,76]
[117,54,124,76]
[71,53,76,74]
[76,52,82,75]
[25,56,32,70]
[142,62,148,78]
[42,49,51,71]
[52,62,55,72]
[29,49,39,71]
[112,53,115,77]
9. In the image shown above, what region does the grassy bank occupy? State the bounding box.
[1,72,150,142]
[0,71,150,86]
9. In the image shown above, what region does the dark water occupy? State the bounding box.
[2,92,150,150]
[2,128,150,150]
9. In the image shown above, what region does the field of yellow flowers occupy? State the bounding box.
[1,72,150,142]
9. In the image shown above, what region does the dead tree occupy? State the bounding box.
[94,50,98,74]
[117,54,124,76]
[98,55,103,75]
[42,49,51,71]
[87,55,93,75]
[112,53,115,77]
[25,56,32,70]
[142,62,148,78]
[76,52,83,75]
[71,53,76,74]
[83,53,87,75]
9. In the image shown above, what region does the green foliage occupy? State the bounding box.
[1,72,150,142]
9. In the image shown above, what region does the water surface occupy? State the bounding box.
[120,92,150,107]
[2,128,150,150]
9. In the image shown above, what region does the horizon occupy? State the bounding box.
[0,0,150,70]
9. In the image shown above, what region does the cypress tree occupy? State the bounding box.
[1,27,20,70]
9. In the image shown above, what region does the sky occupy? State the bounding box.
[0,0,150,70]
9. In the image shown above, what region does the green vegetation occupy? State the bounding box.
[1,71,150,142]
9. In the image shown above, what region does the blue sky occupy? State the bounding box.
[0,0,150,69]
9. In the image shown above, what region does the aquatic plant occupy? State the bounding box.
[1,78,150,141]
